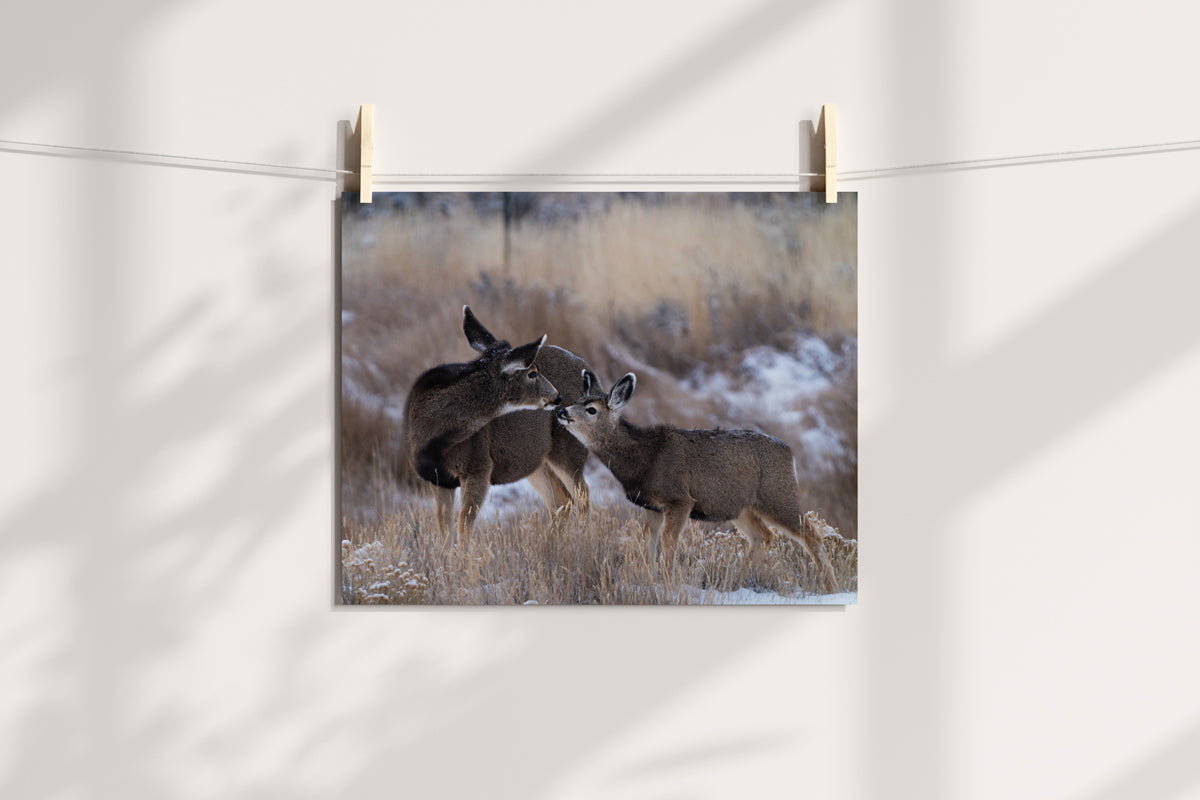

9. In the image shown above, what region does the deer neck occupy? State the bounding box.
[411,363,509,450]
[597,418,658,487]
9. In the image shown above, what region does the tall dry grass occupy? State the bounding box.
[340,193,859,572]
[341,478,857,605]
[342,193,856,374]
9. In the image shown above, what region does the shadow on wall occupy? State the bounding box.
[3,0,1200,799]
[863,192,1200,799]
[0,1,834,798]
[1077,718,1200,800]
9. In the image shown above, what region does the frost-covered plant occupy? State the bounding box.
[806,510,857,592]
[691,528,750,590]
[340,485,857,604]
[341,539,429,604]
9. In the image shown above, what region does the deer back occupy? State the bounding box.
[666,429,797,522]
[403,335,555,486]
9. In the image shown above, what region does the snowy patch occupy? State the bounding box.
[475,458,627,520]
[685,334,855,476]
[477,480,545,519]
[342,354,405,423]
[686,586,857,605]
[688,335,843,418]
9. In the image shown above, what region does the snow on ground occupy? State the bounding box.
[691,335,839,420]
[686,586,857,605]
[687,334,856,475]
[341,353,405,424]
[503,589,856,606]
[476,460,627,519]
[477,480,543,518]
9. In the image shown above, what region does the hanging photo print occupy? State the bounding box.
[339,192,857,604]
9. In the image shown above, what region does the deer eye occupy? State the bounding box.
[527,369,538,379]
[586,406,597,416]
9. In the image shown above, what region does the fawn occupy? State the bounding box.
[556,370,837,592]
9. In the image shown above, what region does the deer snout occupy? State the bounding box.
[543,394,562,409]
[556,407,572,423]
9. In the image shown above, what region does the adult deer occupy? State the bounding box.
[403,307,590,549]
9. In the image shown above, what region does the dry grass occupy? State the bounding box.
[342,193,856,375]
[797,363,858,539]
[341,483,857,605]
[339,192,859,596]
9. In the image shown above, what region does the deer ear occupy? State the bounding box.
[463,306,497,353]
[581,369,602,397]
[608,372,636,412]
[502,334,546,374]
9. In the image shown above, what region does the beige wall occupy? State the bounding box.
[3,2,1199,797]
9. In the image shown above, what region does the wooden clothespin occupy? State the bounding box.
[818,103,837,203]
[354,104,374,203]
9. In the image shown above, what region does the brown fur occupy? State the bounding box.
[403,307,591,549]
[557,371,838,593]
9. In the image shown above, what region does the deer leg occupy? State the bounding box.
[433,486,456,540]
[546,459,589,516]
[456,472,491,553]
[547,429,590,515]
[641,510,663,560]
[526,466,571,512]
[734,509,774,561]
[659,504,692,564]
[758,509,837,593]
[541,464,574,512]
